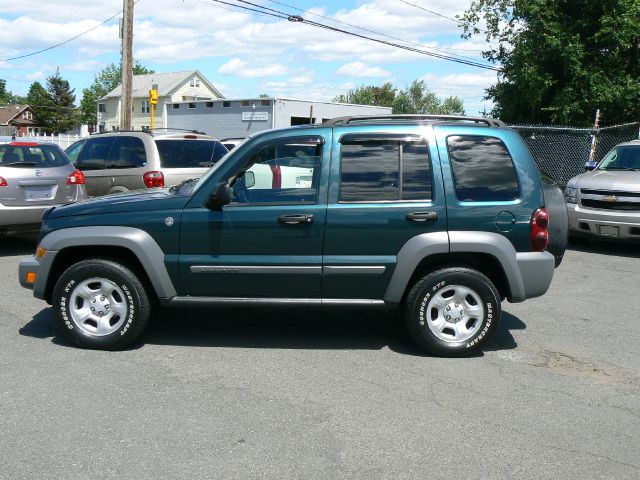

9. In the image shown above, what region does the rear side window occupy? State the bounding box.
[447,135,520,202]
[339,140,432,202]
[76,137,115,170]
[107,137,147,169]
[156,140,228,168]
[0,144,70,168]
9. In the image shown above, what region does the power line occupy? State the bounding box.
[264,0,486,60]
[0,1,143,62]
[396,0,459,23]
[210,0,501,71]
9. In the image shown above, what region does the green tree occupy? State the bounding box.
[80,62,155,128]
[26,81,56,134]
[333,80,465,115]
[46,68,79,133]
[0,79,24,104]
[460,0,640,125]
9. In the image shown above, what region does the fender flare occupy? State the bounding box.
[36,226,177,299]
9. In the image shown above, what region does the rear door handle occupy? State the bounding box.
[278,214,314,224]
[406,211,438,222]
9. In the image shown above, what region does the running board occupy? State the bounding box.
[160,297,388,308]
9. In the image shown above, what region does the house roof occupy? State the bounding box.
[101,70,224,100]
[0,104,29,125]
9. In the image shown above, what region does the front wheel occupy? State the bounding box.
[405,267,501,356]
[52,259,151,350]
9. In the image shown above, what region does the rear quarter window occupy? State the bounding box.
[446,135,520,202]
[156,140,228,168]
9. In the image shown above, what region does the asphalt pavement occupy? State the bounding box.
[1,235,638,479]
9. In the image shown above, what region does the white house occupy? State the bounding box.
[96,70,224,131]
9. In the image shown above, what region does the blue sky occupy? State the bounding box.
[0,0,497,114]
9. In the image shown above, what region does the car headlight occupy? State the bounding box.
[565,186,577,204]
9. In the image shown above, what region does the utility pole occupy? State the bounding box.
[120,0,134,131]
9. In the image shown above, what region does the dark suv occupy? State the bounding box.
[20,115,565,356]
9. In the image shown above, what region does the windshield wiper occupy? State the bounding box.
[169,177,198,194]
[603,167,640,171]
[3,161,37,167]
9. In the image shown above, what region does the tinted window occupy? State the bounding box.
[156,140,228,168]
[340,140,432,202]
[232,139,323,204]
[107,137,146,168]
[65,140,86,165]
[0,144,70,168]
[77,137,115,170]
[447,135,520,202]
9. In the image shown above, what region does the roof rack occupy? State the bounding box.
[322,114,506,128]
[91,128,208,136]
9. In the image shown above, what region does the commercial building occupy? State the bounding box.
[166,98,392,139]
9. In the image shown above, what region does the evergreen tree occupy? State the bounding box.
[26,81,56,134]
[46,68,78,133]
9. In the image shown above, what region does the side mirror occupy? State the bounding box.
[204,182,231,210]
[244,171,255,188]
[584,161,597,171]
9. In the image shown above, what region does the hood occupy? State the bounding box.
[569,170,640,193]
[49,188,191,218]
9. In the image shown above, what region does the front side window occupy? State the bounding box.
[339,139,432,202]
[447,135,520,202]
[76,137,115,170]
[231,139,323,205]
[65,140,86,164]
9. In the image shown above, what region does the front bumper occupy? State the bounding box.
[18,251,57,300]
[567,203,640,240]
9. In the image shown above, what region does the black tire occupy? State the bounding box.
[405,267,501,357]
[52,259,151,350]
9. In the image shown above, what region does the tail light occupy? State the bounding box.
[0,176,7,187]
[143,171,164,188]
[530,208,549,251]
[67,170,85,185]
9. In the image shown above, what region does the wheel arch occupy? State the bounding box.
[37,226,177,303]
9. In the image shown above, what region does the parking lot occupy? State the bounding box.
[1,236,638,479]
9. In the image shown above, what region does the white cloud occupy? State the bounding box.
[336,62,391,78]
[218,58,288,78]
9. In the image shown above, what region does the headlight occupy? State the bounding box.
[565,186,577,204]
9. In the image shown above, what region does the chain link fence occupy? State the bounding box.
[510,122,640,186]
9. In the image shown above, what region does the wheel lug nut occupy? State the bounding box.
[91,307,95,312]
[101,296,105,301]
[446,306,451,311]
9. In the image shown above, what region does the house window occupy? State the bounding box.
[98,103,106,113]
[172,104,180,109]
[188,103,196,109]
[23,110,33,120]
[222,101,231,108]
[240,100,250,107]
[260,99,270,107]
[141,100,151,114]
[205,102,214,108]
[189,77,200,88]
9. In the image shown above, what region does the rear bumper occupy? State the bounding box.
[0,203,49,229]
[567,203,640,240]
[513,251,555,301]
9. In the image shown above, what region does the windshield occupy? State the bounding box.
[0,144,70,168]
[598,146,640,171]
[156,139,228,168]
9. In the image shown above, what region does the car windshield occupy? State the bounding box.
[156,139,228,168]
[0,144,70,168]
[598,146,640,171]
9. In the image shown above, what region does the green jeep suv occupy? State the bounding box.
[19,115,565,356]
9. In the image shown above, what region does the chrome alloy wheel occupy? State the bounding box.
[425,284,485,343]
[69,278,128,336]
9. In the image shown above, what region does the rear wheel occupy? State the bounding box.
[52,259,150,350]
[405,267,501,356]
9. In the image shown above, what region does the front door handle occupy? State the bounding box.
[278,214,314,224]
[406,211,438,222]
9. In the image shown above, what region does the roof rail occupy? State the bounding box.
[147,127,208,135]
[322,114,507,128]
[90,129,151,136]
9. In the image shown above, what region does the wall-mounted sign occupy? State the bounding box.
[242,111,269,121]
